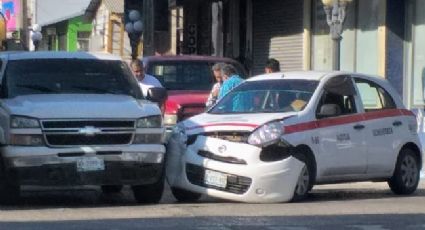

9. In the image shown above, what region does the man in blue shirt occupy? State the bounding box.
[218,64,243,99]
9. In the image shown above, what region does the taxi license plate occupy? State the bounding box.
[204,170,227,188]
[76,157,105,172]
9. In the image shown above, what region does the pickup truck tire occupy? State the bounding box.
[171,187,201,202]
[101,185,123,194]
[132,175,164,204]
[388,148,420,195]
[0,162,20,205]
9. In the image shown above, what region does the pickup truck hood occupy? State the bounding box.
[1,94,160,119]
[165,90,209,114]
[182,112,296,134]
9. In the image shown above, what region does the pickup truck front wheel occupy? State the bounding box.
[132,176,164,204]
[0,164,20,205]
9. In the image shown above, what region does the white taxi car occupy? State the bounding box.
[166,71,423,203]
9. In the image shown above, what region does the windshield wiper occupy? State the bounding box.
[16,84,57,93]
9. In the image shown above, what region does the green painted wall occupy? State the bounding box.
[66,16,92,51]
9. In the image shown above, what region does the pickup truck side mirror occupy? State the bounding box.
[317,104,341,118]
[147,87,167,104]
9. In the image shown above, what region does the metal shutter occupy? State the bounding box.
[252,0,304,75]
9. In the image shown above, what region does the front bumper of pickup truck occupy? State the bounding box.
[1,144,165,186]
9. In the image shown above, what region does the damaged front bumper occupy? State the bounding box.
[166,135,304,203]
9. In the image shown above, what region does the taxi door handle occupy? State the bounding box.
[393,121,403,127]
[353,124,365,130]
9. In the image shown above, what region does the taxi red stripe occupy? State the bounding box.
[284,109,414,134]
[186,123,258,131]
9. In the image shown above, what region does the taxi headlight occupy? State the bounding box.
[247,121,284,147]
[137,115,162,128]
[10,116,40,128]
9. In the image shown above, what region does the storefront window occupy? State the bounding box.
[406,0,425,107]
[311,0,381,75]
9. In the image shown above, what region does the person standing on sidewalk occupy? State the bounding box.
[218,64,243,100]
[264,58,281,73]
[206,63,224,109]
[130,60,163,97]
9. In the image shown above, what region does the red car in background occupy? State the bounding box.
[142,55,247,136]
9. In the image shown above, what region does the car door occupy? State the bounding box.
[315,76,367,177]
[353,77,400,175]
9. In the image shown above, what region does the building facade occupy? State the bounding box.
[170,0,425,110]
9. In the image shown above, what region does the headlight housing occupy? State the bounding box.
[10,134,44,146]
[247,121,284,147]
[164,114,178,126]
[10,116,40,128]
[136,115,162,128]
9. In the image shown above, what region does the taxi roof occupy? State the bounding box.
[0,51,123,61]
[248,71,344,82]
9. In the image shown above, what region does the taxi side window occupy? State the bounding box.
[316,76,357,119]
[354,79,396,112]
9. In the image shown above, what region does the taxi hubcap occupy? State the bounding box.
[401,155,418,188]
[295,165,309,195]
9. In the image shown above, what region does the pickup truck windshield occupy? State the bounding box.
[209,79,319,114]
[3,59,142,99]
[147,61,245,91]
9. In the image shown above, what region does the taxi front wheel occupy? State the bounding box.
[388,148,420,195]
[291,154,313,202]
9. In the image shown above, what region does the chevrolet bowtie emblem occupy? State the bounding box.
[78,126,101,136]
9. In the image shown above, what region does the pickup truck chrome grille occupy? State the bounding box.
[41,119,135,147]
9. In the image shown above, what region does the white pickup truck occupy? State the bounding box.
[0,51,167,204]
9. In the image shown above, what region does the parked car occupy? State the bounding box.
[0,51,167,204]
[166,71,423,203]
[142,55,247,137]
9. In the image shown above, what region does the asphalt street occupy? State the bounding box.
[0,180,424,229]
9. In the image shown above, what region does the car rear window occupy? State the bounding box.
[146,61,245,91]
[2,59,142,99]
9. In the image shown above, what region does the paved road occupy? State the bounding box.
[0,181,424,229]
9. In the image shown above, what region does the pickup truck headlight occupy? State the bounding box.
[10,134,44,146]
[136,115,162,128]
[247,121,284,147]
[164,114,177,126]
[10,116,40,128]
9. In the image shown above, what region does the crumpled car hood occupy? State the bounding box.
[182,112,296,134]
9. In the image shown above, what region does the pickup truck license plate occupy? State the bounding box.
[204,169,227,188]
[76,157,105,172]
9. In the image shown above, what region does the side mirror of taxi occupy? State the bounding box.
[147,87,167,104]
[317,104,341,118]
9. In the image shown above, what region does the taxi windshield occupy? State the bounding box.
[209,79,319,114]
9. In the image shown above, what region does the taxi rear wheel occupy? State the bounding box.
[388,148,420,195]
[171,187,202,203]
[292,154,313,201]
